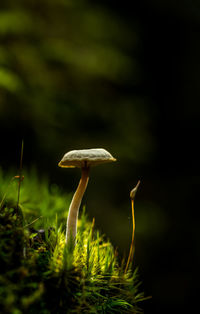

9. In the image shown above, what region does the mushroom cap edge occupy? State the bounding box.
[58,148,117,168]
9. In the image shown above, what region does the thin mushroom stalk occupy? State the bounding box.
[66,166,89,245]
[125,180,140,274]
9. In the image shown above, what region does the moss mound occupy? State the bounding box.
[0,169,146,313]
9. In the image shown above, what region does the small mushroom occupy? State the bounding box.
[58,148,116,245]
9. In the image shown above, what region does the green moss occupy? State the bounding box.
[0,168,147,313]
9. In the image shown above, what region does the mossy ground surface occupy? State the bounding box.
[0,168,147,313]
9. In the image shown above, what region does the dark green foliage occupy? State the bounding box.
[0,204,24,271]
[0,169,147,313]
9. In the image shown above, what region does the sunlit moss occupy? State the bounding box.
[0,168,147,313]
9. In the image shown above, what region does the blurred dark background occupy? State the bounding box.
[0,0,199,313]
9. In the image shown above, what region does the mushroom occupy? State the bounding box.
[58,148,116,246]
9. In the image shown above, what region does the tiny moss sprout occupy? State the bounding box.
[125,180,140,274]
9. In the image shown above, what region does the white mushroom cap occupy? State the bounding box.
[58,148,116,168]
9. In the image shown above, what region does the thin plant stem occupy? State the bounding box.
[125,180,140,274]
[125,199,135,273]
[17,140,24,208]
[23,216,43,229]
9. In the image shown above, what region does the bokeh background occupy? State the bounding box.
[0,0,199,313]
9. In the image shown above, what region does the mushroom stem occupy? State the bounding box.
[66,166,89,245]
